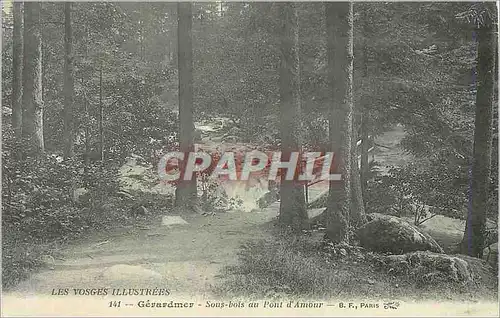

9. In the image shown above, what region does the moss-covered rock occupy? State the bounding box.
[357,214,444,254]
[373,251,476,284]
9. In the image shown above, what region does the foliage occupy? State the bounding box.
[2,123,136,288]
[198,174,243,213]
[365,162,468,222]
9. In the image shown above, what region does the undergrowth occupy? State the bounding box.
[213,225,498,302]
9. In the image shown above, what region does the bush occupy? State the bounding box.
[365,162,468,222]
[198,174,243,212]
[1,125,135,288]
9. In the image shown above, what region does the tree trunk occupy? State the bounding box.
[22,1,44,157]
[350,115,367,227]
[359,13,370,196]
[98,64,104,163]
[82,24,91,170]
[324,2,354,243]
[63,1,75,159]
[175,2,198,211]
[351,3,369,223]
[12,2,23,141]
[360,115,369,195]
[277,2,308,230]
[84,88,90,169]
[460,5,497,257]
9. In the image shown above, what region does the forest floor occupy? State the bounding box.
[3,125,498,316]
[6,203,279,299]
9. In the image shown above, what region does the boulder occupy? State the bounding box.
[374,251,475,284]
[357,214,444,254]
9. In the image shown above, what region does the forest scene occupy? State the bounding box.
[1,1,499,313]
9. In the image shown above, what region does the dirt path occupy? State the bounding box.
[6,204,284,299]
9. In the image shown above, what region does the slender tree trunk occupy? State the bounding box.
[277,2,308,230]
[360,115,369,194]
[350,115,367,227]
[139,5,145,61]
[63,1,75,159]
[84,101,90,166]
[82,77,90,170]
[12,2,23,141]
[82,22,91,171]
[98,64,104,163]
[360,13,370,195]
[175,2,198,211]
[460,5,497,257]
[325,2,354,243]
[22,1,44,157]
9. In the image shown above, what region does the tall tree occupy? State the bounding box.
[460,3,497,257]
[360,116,369,195]
[324,2,354,243]
[12,1,23,141]
[349,4,367,226]
[359,6,370,196]
[98,63,104,162]
[350,117,367,227]
[63,1,75,159]
[276,2,308,229]
[21,1,44,156]
[175,2,198,211]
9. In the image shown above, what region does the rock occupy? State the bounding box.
[161,215,189,226]
[73,187,89,204]
[378,251,474,284]
[357,214,444,254]
[39,255,56,270]
[482,242,498,268]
